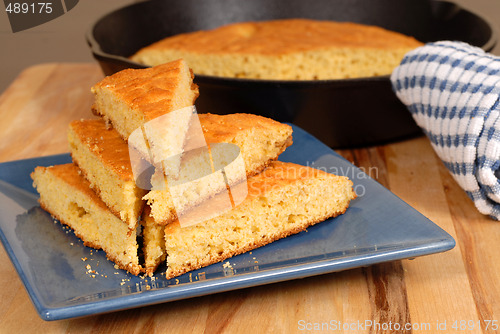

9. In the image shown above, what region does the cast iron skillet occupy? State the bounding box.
[87,0,496,148]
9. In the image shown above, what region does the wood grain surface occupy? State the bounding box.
[0,63,499,333]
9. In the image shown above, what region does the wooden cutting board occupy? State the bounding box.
[0,63,498,333]
[0,63,102,163]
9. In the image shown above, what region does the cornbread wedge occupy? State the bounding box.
[144,113,293,224]
[68,119,147,229]
[201,113,293,175]
[91,59,199,140]
[31,164,142,275]
[92,59,199,177]
[164,161,356,279]
[130,19,423,80]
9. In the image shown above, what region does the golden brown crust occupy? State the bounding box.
[69,119,135,182]
[67,159,146,225]
[164,209,345,279]
[201,113,293,179]
[199,113,292,143]
[244,161,344,200]
[133,19,422,56]
[77,113,291,183]
[245,135,293,177]
[131,19,423,80]
[163,161,355,279]
[34,164,110,211]
[92,59,199,121]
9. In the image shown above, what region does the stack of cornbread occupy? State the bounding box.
[31,59,356,278]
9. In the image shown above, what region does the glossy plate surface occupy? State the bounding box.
[0,125,455,321]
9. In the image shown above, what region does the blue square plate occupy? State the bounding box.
[0,125,455,321]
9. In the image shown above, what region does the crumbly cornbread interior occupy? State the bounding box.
[31,164,143,275]
[68,119,147,229]
[141,207,166,275]
[164,161,356,279]
[91,59,199,140]
[143,113,293,224]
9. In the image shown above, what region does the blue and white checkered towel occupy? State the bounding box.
[391,41,500,220]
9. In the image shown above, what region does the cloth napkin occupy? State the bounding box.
[391,41,500,220]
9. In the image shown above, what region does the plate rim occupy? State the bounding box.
[0,125,456,321]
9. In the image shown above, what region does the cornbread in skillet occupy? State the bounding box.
[143,113,293,224]
[130,19,423,80]
[164,161,356,279]
[68,119,147,230]
[31,164,142,275]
